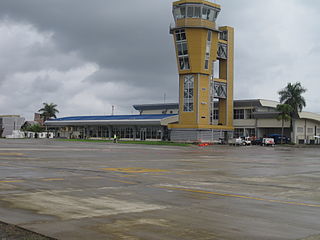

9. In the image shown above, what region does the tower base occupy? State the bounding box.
[170,128,232,143]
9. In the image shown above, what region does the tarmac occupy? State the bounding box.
[0,139,319,240]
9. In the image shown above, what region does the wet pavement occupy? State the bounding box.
[0,139,319,240]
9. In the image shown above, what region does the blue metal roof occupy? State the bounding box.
[48,114,177,122]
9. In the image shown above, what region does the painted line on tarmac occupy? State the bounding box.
[158,186,320,208]
[0,180,25,183]
[0,153,25,156]
[0,158,40,161]
[101,167,168,173]
[42,178,65,181]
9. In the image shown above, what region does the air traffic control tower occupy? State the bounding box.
[169,0,234,142]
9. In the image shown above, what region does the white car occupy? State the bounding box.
[229,137,245,146]
[241,137,252,146]
[262,138,275,146]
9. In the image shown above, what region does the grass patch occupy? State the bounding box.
[55,138,190,147]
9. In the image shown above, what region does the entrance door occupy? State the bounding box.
[140,128,146,141]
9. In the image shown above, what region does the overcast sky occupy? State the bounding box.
[0,0,319,119]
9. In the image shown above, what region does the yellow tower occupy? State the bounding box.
[168,0,234,142]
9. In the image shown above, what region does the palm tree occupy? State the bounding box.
[276,104,293,144]
[278,82,307,138]
[278,82,307,114]
[38,103,59,122]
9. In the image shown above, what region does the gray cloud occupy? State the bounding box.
[0,0,319,119]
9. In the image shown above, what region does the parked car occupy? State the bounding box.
[262,138,275,146]
[268,134,290,144]
[241,136,252,146]
[229,137,245,146]
[251,138,263,145]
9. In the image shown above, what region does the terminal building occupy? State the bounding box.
[45,99,320,144]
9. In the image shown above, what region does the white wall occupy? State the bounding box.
[294,119,320,144]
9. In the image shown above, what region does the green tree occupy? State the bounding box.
[278,82,307,137]
[278,82,307,114]
[24,124,45,133]
[38,103,59,122]
[276,104,293,144]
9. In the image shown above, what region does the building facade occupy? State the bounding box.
[0,115,25,138]
[46,114,177,141]
[169,0,234,142]
[45,100,320,144]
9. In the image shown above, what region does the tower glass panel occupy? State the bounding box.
[173,3,219,22]
[183,75,194,112]
[175,29,190,70]
[205,31,212,70]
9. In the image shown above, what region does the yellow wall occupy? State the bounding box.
[176,18,216,31]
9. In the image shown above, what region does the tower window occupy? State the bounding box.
[212,110,219,120]
[204,31,212,70]
[220,31,228,41]
[218,43,228,59]
[187,6,193,18]
[177,42,188,56]
[183,75,194,112]
[173,6,186,20]
[175,29,186,41]
[173,4,220,22]
[194,7,201,18]
[202,7,218,22]
[175,29,190,70]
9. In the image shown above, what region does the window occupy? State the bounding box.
[194,7,201,18]
[173,6,186,20]
[218,43,228,59]
[212,110,219,120]
[207,8,214,21]
[184,6,201,18]
[220,31,228,41]
[184,5,203,19]
[234,109,245,119]
[183,75,194,112]
[202,7,208,19]
[246,109,254,119]
[234,128,244,138]
[201,7,217,21]
[177,42,188,56]
[213,81,227,99]
[174,4,219,22]
[204,31,212,70]
[175,29,190,70]
[179,57,190,70]
[246,128,256,137]
[297,127,304,133]
[175,29,186,41]
[213,60,219,78]
[187,6,193,18]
